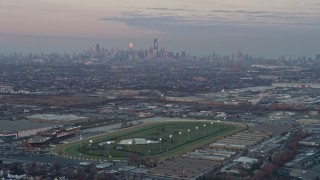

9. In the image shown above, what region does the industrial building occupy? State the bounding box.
[0,85,13,93]
[26,114,89,124]
[209,130,269,150]
[24,126,80,147]
[272,83,320,89]
[0,120,57,141]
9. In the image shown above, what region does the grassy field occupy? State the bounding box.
[55,120,245,160]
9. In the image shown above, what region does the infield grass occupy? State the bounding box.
[54,120,245,160]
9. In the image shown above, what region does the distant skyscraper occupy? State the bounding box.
[316,54,320,61]
[212,52,216,60]
[160,47,167,58]
[95,43,100,53]
[237,48,244,61]
[154,38,158,55]
[176,52,180,59]
[144,50,149,58]
[181,51,186,59]
[129,42,133,54]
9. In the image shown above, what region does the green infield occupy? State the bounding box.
[54,120,245,161]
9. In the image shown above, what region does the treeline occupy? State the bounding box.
[251,130,305,180]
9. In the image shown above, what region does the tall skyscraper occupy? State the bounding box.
[160,47,167,58]
[129,42,133,54]
[176,52,180,59]
[95,43,100,53]
[129,42,134,59]
[181,51,186,59]
[154,38,158,56]
[212,52,216,60]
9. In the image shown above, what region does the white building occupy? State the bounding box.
[233,156,258,164]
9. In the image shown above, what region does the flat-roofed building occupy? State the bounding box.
[26,114,89,124]
[0,85,13,93]
[0,120,57,141]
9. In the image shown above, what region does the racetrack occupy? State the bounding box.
[52,118,246,161]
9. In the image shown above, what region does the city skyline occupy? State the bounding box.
[0,0,320,58]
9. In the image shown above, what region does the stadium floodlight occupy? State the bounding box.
[107,141,111,157]
[147,140,151,155]
[128,141,132,163]
[196,126,198,138]
[79,135,82,156]
[89,140,93,154]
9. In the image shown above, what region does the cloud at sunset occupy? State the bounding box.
[0,0,319,57]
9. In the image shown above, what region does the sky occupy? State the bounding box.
[0,0,320,58]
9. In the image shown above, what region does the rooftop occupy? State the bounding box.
[233,156,258,164]
[0,120,57,134]
[27,114,88,121]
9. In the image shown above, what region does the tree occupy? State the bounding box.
[145,157,159,167]
[57,149,63,156]
[129,153,139,164]
[89,165,97,177]
[10,162,25,175]
[76,167,86,180]
[96,173,116,180]
[253,130,305,179]
[120,122,128,128]
[52,162,62,177]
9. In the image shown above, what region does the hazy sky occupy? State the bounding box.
[0,0,320,58]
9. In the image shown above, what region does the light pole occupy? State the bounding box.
[179,132,181,144]
[128,141,132,163]
[107,141,110,157]
[203,124,206,136]
[169,135,172,149]
[187,129,190,141]
[147,140,150,155]
[89,140,92,154]
[211,121,213,134]
[159,138,162,152]
[196,127,198,138]
[79,135,82,155]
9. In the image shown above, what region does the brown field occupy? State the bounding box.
[2,95,110,107]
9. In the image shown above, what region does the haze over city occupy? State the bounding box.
[1,0,320,57]
[1,1,320,180]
